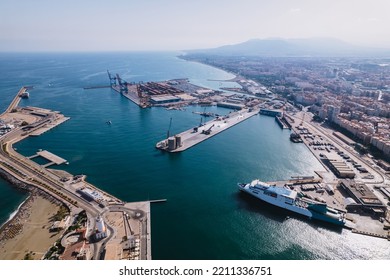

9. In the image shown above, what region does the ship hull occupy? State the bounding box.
[238,181,345,227]
[238,183,312,218]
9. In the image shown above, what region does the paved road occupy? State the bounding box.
[1,93,152,259]
[0,124,104,238]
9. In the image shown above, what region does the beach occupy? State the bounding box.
[0,194,64,260]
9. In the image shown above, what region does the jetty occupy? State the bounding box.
[0,87,153,260]
[0,87,26,118]
[29,150,68,167]
[156,108,259,152]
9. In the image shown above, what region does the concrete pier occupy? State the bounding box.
[0,87,25,118]
[29,116,70,137]
[30,150,68,167]
[156,108,259,152]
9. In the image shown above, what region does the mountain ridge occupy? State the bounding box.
[186,38,390,57]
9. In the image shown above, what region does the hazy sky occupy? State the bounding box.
[1,0,390,51]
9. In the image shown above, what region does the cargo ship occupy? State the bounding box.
[238,179,346,226]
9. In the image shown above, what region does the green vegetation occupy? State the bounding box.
[64,210,87,235]
[75,210,87,224]
[67,224,81,231]
[53,205,69,221]
[43,240,64,260]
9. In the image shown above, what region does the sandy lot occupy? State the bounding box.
[0,195,64,260]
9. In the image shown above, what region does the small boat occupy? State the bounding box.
[106,120,112,125]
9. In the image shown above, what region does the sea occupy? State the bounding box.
[0,52,389,260]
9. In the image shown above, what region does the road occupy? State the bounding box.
[0,88,152,260]
[107,204,149,260]
[0,113,104,242]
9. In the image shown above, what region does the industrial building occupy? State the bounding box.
[165,135,183,151]
[339,180,386,217]
[259,108,282,117]
[150,95,181,104]
[377,160,390,171]
[217,102,245,110]
[322,154,355,178]
[78,188,104,203]
[333,132,356,146]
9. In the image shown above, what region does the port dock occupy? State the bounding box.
[0,87,26,118]
[156,108,259,152]
[28,150,68,167]
[0,87,155,260]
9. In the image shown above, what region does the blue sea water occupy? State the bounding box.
[0,52,389,259]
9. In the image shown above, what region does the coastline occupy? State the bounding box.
[0,167,67,260]
[0,193,31,236]
[0,193,63,260]
[178,54,238,81]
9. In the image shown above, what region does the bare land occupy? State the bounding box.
[0,195,64,260]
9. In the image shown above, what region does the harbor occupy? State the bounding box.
[275,110,390,239]
[240,174,390,238]
[107,71,263,110]
[1,52,389,260]
[0,87,155,260]
[252,106,390,238]
[156,108,259,152]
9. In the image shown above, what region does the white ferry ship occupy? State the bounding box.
[238,179,346,226]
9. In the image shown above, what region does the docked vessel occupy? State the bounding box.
[20,91,29,98]
[290,132,303,143]
[238,179,346,226]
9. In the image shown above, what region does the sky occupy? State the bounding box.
[1,0,390,52]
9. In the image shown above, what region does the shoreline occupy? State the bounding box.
[0,167,68,259]
[178,54,238,82]
[0,193,63,260]
[0,193,31,236]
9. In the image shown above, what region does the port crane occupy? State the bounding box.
[116,74,128,94]
[202,124,215,135]
[107,70,117,87]
[300,111,306,126]
[167,117,172,139]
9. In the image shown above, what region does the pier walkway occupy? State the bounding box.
[0,87,26,118]
[28,150,67,167]
[156,108,259,152]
